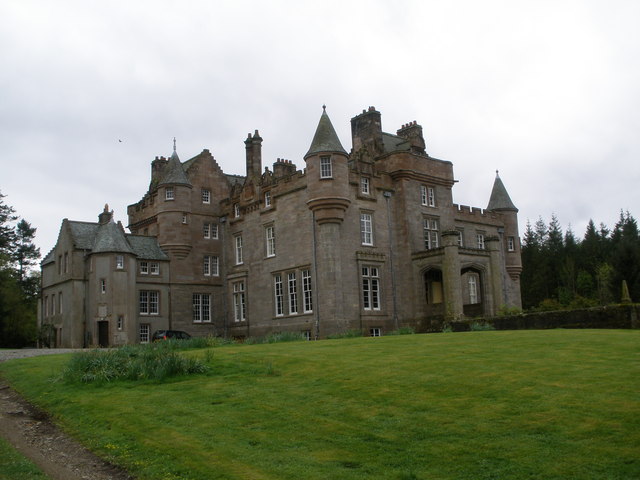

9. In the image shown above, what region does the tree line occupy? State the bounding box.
[521,210,640,310]
[0,190,40,347]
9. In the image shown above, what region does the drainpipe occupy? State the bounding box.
[384,191,399,330]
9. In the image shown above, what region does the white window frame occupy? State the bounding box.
[204,255,219,276]
[288,272,298,315]
[320,156,332,178]
[370,327,381,337]
[150,262,160,275]
[362,266,381,311]
[117,315,124,330]
[139,290,159,315]
[202,189,210,204]
[234,203,240,218]
[203,222,211,239]
[469,275,479,304]
[165,187,174,201]
[233,282,246,322]
[421,185,436,207]
[211,224,219,239]
[265,225,276,257]
[274,274,284,317]
[423,218,439,250]
[457,230,464,247]
[193,293,211,323]
[100,279,106,294]
[360,213,373,246]
[116,255,124,269]
[477,233,485,250]
[182,213,188,224]
[361,177,370,195]
[140,261,149,275]
[139,323,150,344]
[302,269,313,313]
[235,235,243,265]
[508,236,515,252]
[264,191,272,208]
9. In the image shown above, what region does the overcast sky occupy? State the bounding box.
[1,0,639,256]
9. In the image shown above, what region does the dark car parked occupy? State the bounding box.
[151,330,192,341]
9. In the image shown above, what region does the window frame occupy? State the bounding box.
[265,225,276,257]
[274,274,284,317]
[320,156,332,179]
[507,236,515,252]
[139,323,150,343]
[476,233,485,250]
[165,187,174,201]
[423,218,439,250]
[233,281,246,322]
[139,261,149,275]
[264,191,272,208]
[360,212,374,246]
[193,293,212,323]
[288,272,298,315]
[150,262,160,275]
[139,290,159,315]
[235,235,243,265]
[360,176,370,195]
[116,255,124,269]
[202,188,211,204]
[302,269,313,313]
[362,266,381,311]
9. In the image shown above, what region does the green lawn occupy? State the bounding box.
[0,330,638,480]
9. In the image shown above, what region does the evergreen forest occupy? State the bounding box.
[0,190,40,347]
[521,211,640,310]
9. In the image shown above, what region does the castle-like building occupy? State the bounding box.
[40,106,522,347]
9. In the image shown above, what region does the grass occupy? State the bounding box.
[0,330,638,479]
[0,437,50,480]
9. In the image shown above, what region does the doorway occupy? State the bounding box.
[98,321,109,347]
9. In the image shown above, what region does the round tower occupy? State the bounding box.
[155,139,193,259]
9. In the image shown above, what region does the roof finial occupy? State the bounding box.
[173,137,177,153]
[322,104,326,112]
[496,169,499,178]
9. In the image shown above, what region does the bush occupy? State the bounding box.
[62,343,209,383]
[326,329,363,339]
[469,321,496,331]
[245,332,307,345]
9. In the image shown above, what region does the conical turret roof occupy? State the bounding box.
[158,138,192,186]
[93,219,134,254]
[487,171,518,212]
[304,106,347,159]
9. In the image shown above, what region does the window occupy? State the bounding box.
[457,230,464,247]
[165,187,174,201]
[421,185,436,207]
[264,191,272,207]
[288,272,298,315]
[302,330,311,341]
[202,189,210,204]
[182,213,188,224]
[302,269,313,313]
[204,255,219,276]
[150,262,159,275]
[424,270,444,304]
[64,252,69,273]
[469,275,479,304]
[117,315,124,330]
[193,293,211,322]
[362,266,381,310]
[234,203,240,218]
[58,292,63,314]
[116,255,124,269]
[211,224,219,239]
[140,261,149,274]
[508,236,515,252]
[100,279,106,294]
[51,295,55,315]
[235,235,243,265]
[203,222,211,239]
[274,274,284,316]
[423,219,439,249]
[140,324,150,343]
[320,156,332,178]
[139,290,159,315]
[477,233,485,250]
[360,213,373,246]
[233,282,246,322]
[361,177,370,195]
[44,295,48,317]
[58,255,62,275]
[265,225,275,257]
[370,327,381,337]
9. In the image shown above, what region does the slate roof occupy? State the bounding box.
[381,132,411,153]
[305,107,347,158]
[61,220,168,259]
[158,150,192,187]
[487,173,518,212]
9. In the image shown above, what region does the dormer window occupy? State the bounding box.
[320,156,332,179]
[165,187,174,201]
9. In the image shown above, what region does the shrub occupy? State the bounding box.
[244,332,307,345]
[62,343,209,383]
[326,329,363,339]
[469,321,496,331]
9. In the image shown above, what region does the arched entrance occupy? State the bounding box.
[461,266,484,317]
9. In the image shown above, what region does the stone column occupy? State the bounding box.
[441,230,463,320]
[486,236,504,315]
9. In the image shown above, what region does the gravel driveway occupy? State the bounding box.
[0,348,86,362]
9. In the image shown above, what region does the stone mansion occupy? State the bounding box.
[40,106,522,347]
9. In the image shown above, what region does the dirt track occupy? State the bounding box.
[0,349,133,480]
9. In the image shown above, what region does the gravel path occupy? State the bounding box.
[0,349,134,480]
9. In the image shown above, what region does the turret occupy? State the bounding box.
[304,106,350,224]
